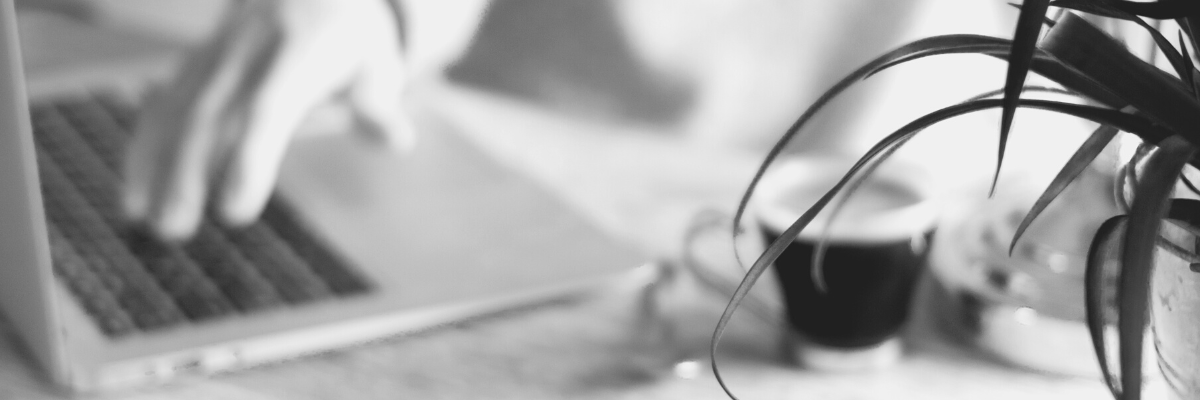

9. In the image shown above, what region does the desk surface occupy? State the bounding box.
[0,79,1116,399]
[0,278,1111,400]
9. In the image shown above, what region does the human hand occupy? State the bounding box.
[123,0,412,240]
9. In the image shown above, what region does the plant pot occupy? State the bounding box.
[1150,222,1200,400]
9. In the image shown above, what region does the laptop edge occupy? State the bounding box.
[0,0,70,385]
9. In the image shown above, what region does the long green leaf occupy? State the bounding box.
[1086,215,1127,399]
[1116,135,1195,400]
[1008,2,1059,26]
[1011,122,1122,254]
[808,150,898,293]
[1110,0,1200,19]
[1181,174,1200,197]
[1042,13,1200,145]
[871,41,1131,110]
[732,32,1160,253]
[999,0,1052,195]
[1179,16,1200,95]
[733,34,1015,245]
[1117,143,1157,213]
[1179,31,1196,94]
[1155,235,1200,263]
[813,85,1084,291]
[1051,0,1192,83]
[1180,16,1200,64]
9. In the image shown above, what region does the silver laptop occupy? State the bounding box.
[0,1,646,392]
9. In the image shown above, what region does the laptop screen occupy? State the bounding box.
[0,0,69,382]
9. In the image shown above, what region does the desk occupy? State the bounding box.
[0,79,1114,399]
[0,270,1110,399]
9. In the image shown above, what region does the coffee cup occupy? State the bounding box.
[752,156,939,371]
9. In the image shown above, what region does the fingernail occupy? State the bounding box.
[154,211,199,241]
[154,191,202,241]
[123,185,150,222]
[217,177,260,228]
[218,202,257,228]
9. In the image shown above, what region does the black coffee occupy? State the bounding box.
[754,158,936,349]
[767,229,933,348]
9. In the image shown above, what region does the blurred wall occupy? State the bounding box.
[89,0,228,42]
[448,0,1020,157]
[70,0,1070,185]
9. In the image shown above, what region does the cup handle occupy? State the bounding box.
[677,207,783,325]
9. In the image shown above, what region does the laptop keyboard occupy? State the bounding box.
[30,93,374,337]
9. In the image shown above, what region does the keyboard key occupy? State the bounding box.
[69,94,372,299]
[33,94,375,336]
[46,224,137,336]
[225,223,336,304]
[183,224,286,312]
[36,153,188,331]
[33,107,238,323]
[261,199,373,295]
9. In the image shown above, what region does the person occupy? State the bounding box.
[121,0,1016,245]
[121,0,487,240]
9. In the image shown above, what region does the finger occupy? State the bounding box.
[348,50,415,151]
[123,88,167,222]
[124,38,235,232]
[216,24,363,227]
[124,3,277,240]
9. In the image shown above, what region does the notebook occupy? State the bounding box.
[0,3,646,392]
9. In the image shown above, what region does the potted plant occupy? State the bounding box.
[709,2,1200,400]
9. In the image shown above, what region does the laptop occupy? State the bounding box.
[0,1,647,392]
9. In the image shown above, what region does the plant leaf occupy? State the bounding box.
[1086,214,1127,399]
[1110,0,1200,20]
[809,150,903,293]
[1181,16,1200,64]
[964,85,1081,103]
[1010,122,1122,254]
[1009,1,1059,26]
[1041,12,1200,145]
[867,38,1129,110]
[998,0,1052,196]
[1179,30,1197,94]
[873,42,1131,111]
[732,31,1169,251]
[1018,100,1169,139]
[1182,174,1200,197]
[814,85,1084,291]
[1051,0,1192,84]
[1116,135,1195,400]
[1155,235,1200,263]
[1179,17,1200,95]
[733,34,1015,245]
